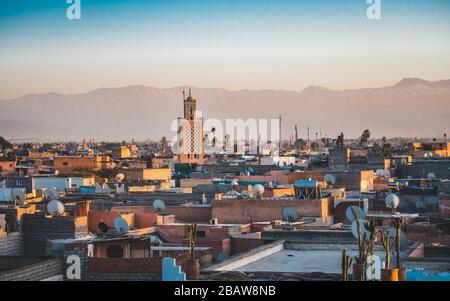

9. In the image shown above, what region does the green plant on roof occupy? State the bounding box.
[341,250,352,281]
[184,224,197,261]
[381,229,392,270]
[393,218,403,268]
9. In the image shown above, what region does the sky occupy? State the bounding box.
[0,0,450,99]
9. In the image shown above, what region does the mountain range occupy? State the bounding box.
[1,78,449,141]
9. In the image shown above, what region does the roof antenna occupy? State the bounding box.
[183,90,186,101]
[189,88,192,97]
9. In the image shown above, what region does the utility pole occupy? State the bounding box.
[279,114,282,155]
[307,126,310,147]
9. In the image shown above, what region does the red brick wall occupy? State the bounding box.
[333,200,365,224]
[164,206,212,223]
[211,198,333,224]
[88,256,188,274]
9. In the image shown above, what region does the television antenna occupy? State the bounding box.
[115,173,125,183]
[281,207,302,228]
[47,200,65,216]
[11,188,26,206]
[43,188,58,201]
[385,193,400,213]
[324,174,336,186]
[98,220,108,234]
[351,219,370,241]
[387,227,407,249]
[345,205,366,223]
[253,184,265,199]
[153,199,166,213]
[114,217,129,235]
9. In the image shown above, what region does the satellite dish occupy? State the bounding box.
[231,180,239,186]
[351,219,370,241]
[253,184,265,197]
[346,206,366,223]
[387,227,407,249]
[44,188,58,201]
[416,201,426,210]
[98,221,108,233]
[241,190,249,199]
[47,200,65,216]
[324,174,336,185]
[115,173,125,183]
[385,193,400,211]
[54,170,59,176]
[375,169,385,177]
[281,207,301,223]
[11,188,26,205]
[114,217,129,234]
[283,168,290,175]
[427,172,436,180]
[153,199,166,213]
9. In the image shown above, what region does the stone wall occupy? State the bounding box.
[211,198,333,224]
[83,272,160,281]
[0,232,23,255]
[22,214,78,256]
[0,257,63,281]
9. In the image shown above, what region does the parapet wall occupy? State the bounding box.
[22,214,78,256]
[211,198,333,224]
[0,257,63,281]
[0,232,23,255]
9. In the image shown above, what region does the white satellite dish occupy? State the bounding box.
[416,201,426,210]
[346,206,366,223]
[47,200,65,216]
[427,172,436,180]
[385,193,400,212]
[231,180,239,186]
[54,170,59,176]
[387,227,407,249]
[114,217,129,234]
[241,190,249,199]
[115,173,125,183]
[11,188,26,206]
[153,199,166,213]
[253,184,265,197]
[44,188,59,201]
[281,207,301,223]
[351,219,370,241]
[324,174,336,185]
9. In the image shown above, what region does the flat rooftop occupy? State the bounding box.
[233,249,385,274]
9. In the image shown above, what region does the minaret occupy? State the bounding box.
[178,89,204,164]
[184,88,196,120]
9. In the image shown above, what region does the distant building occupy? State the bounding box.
[0,161,16,175]
[177,89,204,164]
[412,142,450,159]
[112,146,132,159]
[120,168,172,182]
[54,156,115,173]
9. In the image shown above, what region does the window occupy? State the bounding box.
[196,230,206,238]
[63,162,69,166]
[106,245,123,258]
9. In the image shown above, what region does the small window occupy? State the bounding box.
[63,162,69,166]
[196,231,206,238]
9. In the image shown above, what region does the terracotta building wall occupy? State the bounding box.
[211,198,333,224]
[164,206,212,223]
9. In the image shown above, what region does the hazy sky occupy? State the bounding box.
[1,0,450,99]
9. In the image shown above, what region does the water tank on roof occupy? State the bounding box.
[294,180,318,188]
